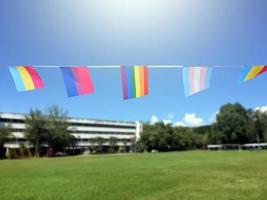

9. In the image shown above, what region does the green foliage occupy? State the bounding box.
[0,126,12,146]
[95,137,105,153]
[46,106,72,152]
[25,106,74,156]
[25,109,48,157]
[0,126,12,159]
[108,137,118,153]
[252,110,267,142]
[264,130,267,142]
[207,124,223,144]
[133,140,145,152]
[140,123,207,152]
[139,103,267,151]
[216,103,255,144]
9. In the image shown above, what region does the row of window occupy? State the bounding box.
[7,138,133,143]
[70,130,135,135]
[76,139,133,143]
[9,128,135,135]
[0,118,136,129]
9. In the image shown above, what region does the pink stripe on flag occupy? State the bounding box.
[25,66,44,89]
[189,67,195,95]
[199,67,208,90]
[71,67,94,95]
[258,66,267,75]
[120,66,128,99]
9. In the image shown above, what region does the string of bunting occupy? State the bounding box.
[1,65,267,99]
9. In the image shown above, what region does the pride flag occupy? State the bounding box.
[183,66,213,97]
[9,66,44,92]
[60,67,94,97]
[120,66,148,100]
[239,66,267,82]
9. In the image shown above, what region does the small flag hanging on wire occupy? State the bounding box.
[183,66,213,97]
[60,66,94,97]
[239,66,267,82]
[9,66,44,92]
[120,65,148,100]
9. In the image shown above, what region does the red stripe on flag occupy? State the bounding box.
[257,66,267,76]
[25,66,44,89]
[143,66,148,95]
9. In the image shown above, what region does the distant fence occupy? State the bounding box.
[207,143,267,150]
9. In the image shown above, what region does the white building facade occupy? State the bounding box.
[0,112,142,149]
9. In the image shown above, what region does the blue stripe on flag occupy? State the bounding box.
[238,66,251,84]
[125,66,133,99]
[205,67,213,88]
[182,67,190,97]
[60,67,78,97]
[9,66,25,92]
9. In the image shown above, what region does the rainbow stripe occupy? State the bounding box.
[239,66,267,82]
[121,66,148,100]
[9,66,44,92]
[60,67,94,97]
[183,66,213,97]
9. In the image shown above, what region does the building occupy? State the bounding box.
[0,112,142,150]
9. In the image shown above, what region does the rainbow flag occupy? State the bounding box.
[183,66,213,97]
[239,66,267,82]
[60,67,94,97]
[9,66,44,92]
[120,66,148,100]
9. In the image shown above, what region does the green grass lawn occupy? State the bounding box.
[0,151,267,200]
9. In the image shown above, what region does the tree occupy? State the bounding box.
[46,105,71,152]
[108,137,118,153]
[133,140,145,152]
[264,130,267,142]
[216,103,255,144]
[207,123,223,144]
[252,110,267,142]
[25,109,48,157]
[0,125,12,159]
[95,137,105,153]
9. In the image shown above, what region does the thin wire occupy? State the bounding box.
[0,65,245,68]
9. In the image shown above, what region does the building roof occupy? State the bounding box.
[0,112,137,126]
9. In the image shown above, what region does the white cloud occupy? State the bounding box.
[209,111,219,123]
[150,115,159,125]
[183,113,204,126]
[150,112,174,125]
[167,113,174,119]
[150,115,172,125]
[151,113,204,127]
[174,113,204,127]
[174,121,186,127]
[255,106,267,113]
[162,119,172,125]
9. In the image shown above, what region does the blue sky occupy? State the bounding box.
[0,0,267,126]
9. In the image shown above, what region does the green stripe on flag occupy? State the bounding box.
[130,66,136,97]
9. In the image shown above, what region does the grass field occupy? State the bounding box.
[0,151,267,200]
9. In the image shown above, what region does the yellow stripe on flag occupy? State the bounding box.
[17,66,35,90]
[139,67,145,96]
[245,66,264,81]
[134,66,141,97]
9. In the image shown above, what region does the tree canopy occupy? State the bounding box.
[0,125,12,159]
[216,103,255,144]
[138,103,267,152]
[25,106,73,156]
